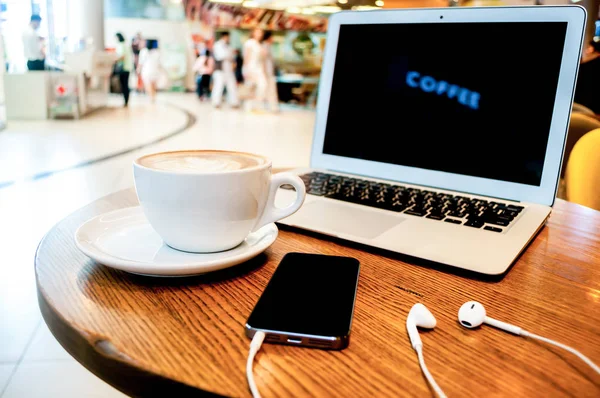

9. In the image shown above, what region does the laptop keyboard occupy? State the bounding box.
[283,172,524,232]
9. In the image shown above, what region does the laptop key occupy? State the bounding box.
[444,218,462,224]
[404,210,426,217]
[487,218,510,227]
[308,188,327,196]
[387,201,409,211]
[484,226,503,232]
[465,219,484,228]
[427,214,445,220]
[486,213,512,222]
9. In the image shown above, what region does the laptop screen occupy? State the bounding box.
[322,22,568,187]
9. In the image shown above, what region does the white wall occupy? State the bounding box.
[68,0,104,50]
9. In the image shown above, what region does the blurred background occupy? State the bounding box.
[1,0,598,120]
[0,1,599,397]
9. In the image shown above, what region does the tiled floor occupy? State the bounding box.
[0,92,315,397]
[0,366,15,395]
[0,99,189,185]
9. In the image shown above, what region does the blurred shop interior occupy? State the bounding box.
[1,0,598,125]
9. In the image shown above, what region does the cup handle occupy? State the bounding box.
[251,172,306,232]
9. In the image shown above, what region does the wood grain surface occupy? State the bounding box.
[35,188,600,397]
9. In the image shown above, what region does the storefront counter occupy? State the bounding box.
[5,51,115,121]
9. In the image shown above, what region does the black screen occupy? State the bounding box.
[246,253,360,337]
[323,22,568,186]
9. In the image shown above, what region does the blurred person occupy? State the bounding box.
[132,34,145,93]
[115,32,132,107]
[131,32,143,72]
[193,49,214,101]
[211,32,239,108]
[136,39,147,93]
[574,40,600,114]
[243,28,267,112]
[195,39,207,58]
[234,49,244,84]
[138,40,161,103]
[22,14,45,71]
[262,31,279,112]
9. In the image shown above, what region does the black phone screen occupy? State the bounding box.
[246,253,360,338]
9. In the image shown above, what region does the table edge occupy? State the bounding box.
[36,282,220,397]
[33,189,221,397]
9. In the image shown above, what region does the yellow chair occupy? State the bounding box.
[555,113,600,199]
[565,128,600,210]
[572,102,596,117]
[562,113,600,177]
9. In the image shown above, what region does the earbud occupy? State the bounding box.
[406,304,447,397]
[457,301,600,375]
[458,301,522,335]
[406,303,437,350]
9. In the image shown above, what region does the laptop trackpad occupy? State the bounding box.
[288,201,404,240]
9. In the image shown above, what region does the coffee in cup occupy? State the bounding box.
[133,150,306,253]
[138,150,264,173]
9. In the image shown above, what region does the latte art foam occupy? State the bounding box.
[138,151,265,173]
[150,156,245,172]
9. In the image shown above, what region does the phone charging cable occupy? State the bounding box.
[247,331,266,398]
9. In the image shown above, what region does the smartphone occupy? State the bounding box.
[245,253,360,350]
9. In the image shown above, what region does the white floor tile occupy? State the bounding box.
[2,361,128,398]
[22,322,71,363]
[0,291,40,362]
[0,364,16,394]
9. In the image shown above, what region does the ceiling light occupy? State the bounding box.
[375,0,384,6]
[286,6,302,13]
[311,5,341,13]
[209,0,243,4]
[243,0,258,6]
[338,0,348,3]
[301,8,316,15]
[352,5,379,10]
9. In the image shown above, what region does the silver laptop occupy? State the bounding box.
[276,6,586,276]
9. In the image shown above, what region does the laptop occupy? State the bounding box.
[275,6,586,276]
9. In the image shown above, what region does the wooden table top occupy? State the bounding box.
[35,188,600,397]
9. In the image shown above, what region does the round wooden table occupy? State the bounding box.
[36,188,600,397]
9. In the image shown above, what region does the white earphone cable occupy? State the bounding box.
[247,331,266,398]
[415,345,448,398]
[521,330,600,375]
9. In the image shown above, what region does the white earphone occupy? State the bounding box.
[458,301,522,334]
[406,303,437,349]
[406,304,447,398]
[458,301,600,375]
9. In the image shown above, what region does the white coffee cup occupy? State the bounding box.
[133,150,306,253]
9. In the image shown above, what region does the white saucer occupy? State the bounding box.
[74,206,278,277]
